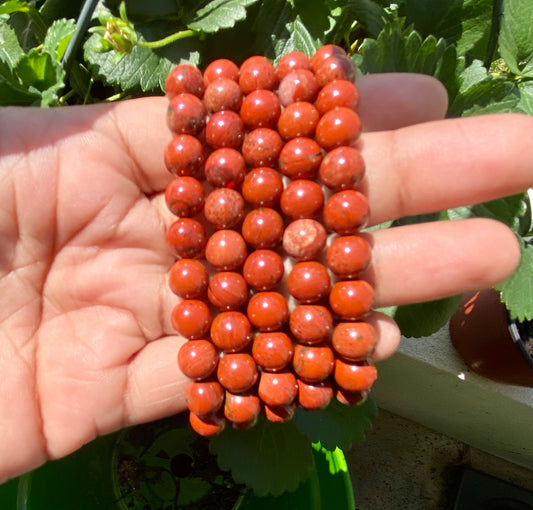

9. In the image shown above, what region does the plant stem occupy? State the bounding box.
[62,0,100,71]
[58,88,76,105]
[484,0,503,69]
[137,29,198,49]
[105,91,130,102]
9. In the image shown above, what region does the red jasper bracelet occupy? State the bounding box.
[163,45,377,437]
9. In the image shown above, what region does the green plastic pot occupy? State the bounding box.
[0,416,355,510]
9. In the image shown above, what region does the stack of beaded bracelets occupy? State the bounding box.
[163,45,377,437]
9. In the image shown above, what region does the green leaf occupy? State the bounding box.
[0,20,41,105]
[447,193,528,233]
[209,417,314,496]
[517,80,533,114]
[42,18,76,61]
[291,0,340,45]
[16,49,65,106]
[17,50,58,89]
[404,0,493,57]
[448,59,516,117]
[359,17,453,76]
[381,295,464,338]
[498,0,533,77]
[271,15,319,61]
[461,93,521,115]
[251,0,295,60]
[496,241,533,321]
[0,74,41,105]
[250,0,320,61]
[345,0,389,38]
[0,17,24,68]
[293,398,377,451]
[187,0,260,33]
[0,0,29,15]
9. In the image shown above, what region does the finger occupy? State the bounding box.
[362,113,533,226]
[365,311,401,362]
[125,335,189,426]
[357,73,448,131]
[361,217,521,307]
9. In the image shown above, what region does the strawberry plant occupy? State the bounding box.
[0,0,531,499]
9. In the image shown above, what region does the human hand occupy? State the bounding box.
[0,73,531,483]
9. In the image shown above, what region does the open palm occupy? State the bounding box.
[0,99,188,480]
[0,76,530,483]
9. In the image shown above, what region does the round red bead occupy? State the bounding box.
[247,291,289,331]
[323,190,370,234]
[258,371,298,407]
[241,167,284,208]
[329,280,375,320]
[171,299,211,339]
[311,44,347,73]
[289,305,333,345]
[208,271,248,310]
[238,56,278,93]
[277,69,319,106]
[186,381,224,415]
[316,79,360,114]
[203,58,240,85]
[165,63,205,98]
[240,89,281,130]
[204,147,246,188]
[334,360,378,392]
[224,392,261,426]
[315,54,356,87]
[166,218,206,259]
[203,77,243,112]
[204,187,245,229]
[217,352,258,393]
[326,235,371,278]
[287,261,331,303]
[205,229,247,270]
[277,101,320,140]
[164,134,205,177]
[168,258,209,298]
[210,311,252,352]
[205,110,245,149]
[252,331,294,372]
[282,219,327,261]
[189,411,225,437]
[165,176,205,217]
[297,379,334,410]
[242,127,284,167]
[278,137,323,180]
[275,51,311,80]
[167,93,207,135]
[178,339,218,380]
[242,249,284,291]
[315,106,362,150]
[319,146,365,190]
[332,321,377,360]
[292,344,335,383]
[280,179,324,219]
[241,208,284,249]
